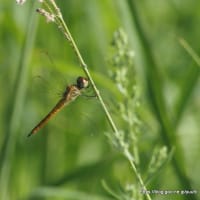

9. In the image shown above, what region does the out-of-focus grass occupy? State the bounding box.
[0,0,199,200]
[123,2,197,198]
[0,1,39,200]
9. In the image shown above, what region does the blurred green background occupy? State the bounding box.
[0,0,199,200]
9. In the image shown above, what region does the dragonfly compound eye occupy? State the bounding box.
[77,77,89,89]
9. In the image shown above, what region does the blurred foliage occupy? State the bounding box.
[0,0,200,200]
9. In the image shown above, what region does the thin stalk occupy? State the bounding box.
[54,6,151,200]
[179,38,200,67]
[41,1,151,199]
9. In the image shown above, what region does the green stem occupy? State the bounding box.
[46,2,151,199]
[179,38,200,67]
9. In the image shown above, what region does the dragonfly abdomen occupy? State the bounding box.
[27,98,67,137]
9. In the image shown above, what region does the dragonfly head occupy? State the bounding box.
[76,77,89,89]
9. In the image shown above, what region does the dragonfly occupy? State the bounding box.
[27,76,89,137]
